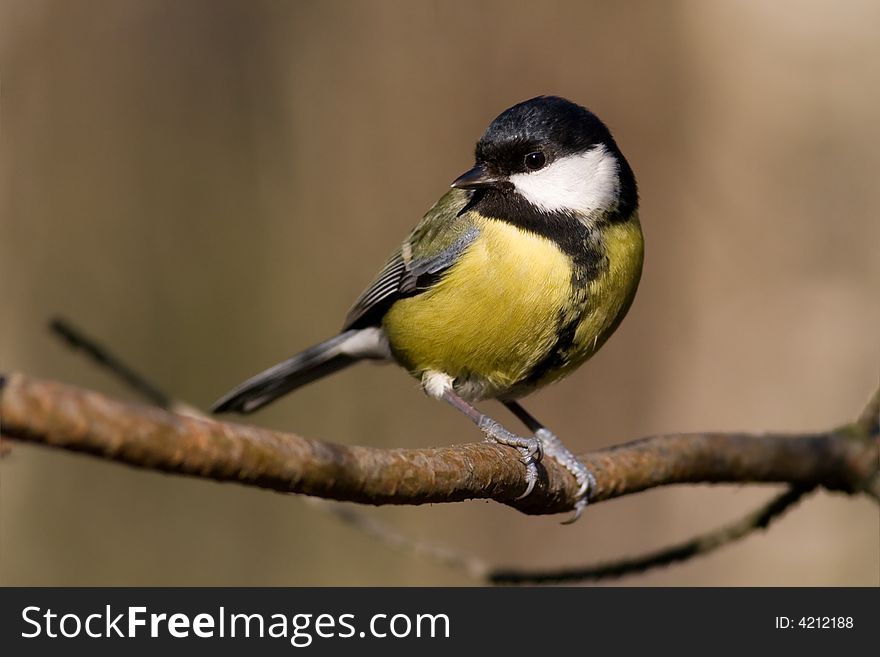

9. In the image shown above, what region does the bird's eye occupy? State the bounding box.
[524,151,546,171]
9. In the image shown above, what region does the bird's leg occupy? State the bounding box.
[440,389,541,500]
[503,400,595,523]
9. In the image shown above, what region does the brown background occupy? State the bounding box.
[1,0,878,585]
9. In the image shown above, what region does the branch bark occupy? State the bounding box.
[2,372,877,516]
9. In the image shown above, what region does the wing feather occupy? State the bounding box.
[343,189,478,330]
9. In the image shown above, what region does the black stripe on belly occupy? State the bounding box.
[522,309,582,386]
[465,188,614,384]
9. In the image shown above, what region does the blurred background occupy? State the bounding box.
[1,0,878,586]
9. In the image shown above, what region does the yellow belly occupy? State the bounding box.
[383,216,573,395]
[382,213,644,400]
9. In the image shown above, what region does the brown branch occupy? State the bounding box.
[3,318,872,583]
[2,372,877,516]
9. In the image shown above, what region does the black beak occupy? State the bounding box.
[450,163,505,190]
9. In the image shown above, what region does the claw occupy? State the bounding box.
[534,427,594,524]
[560,498,587,525]
[576,471,596,499]
[479,418,543,499]
[515,455,539,499]
[519,440,542,463]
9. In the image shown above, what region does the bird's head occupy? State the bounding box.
[452,96,637,220]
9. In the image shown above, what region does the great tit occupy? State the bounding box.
[212,96,643,521]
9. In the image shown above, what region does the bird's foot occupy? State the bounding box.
[478,417,542,499]
[535,428,595,524]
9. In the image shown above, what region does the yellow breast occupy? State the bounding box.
[382,216,573,395]
[383,212,644,400]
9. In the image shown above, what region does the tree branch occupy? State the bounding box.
[48,318,172,410]
[2,372,877,516]
[3,318,873,583]
[489,486,813,584]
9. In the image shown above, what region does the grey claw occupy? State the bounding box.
[533,427,595,524]
[522,439,542,463]
[576,471,597,499]
[515,455,539,500]
[560,498,587,525]
[479,418,542,499]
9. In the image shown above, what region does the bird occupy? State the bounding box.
[212,95,643,521]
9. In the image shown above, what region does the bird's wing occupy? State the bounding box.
[343,188,479,330]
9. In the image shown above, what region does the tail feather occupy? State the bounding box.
[211,328,386,414]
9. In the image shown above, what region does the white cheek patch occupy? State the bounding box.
[509,145,620,215]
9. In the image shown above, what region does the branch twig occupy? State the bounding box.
[489,486,812,584]
[48,318,172,410]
